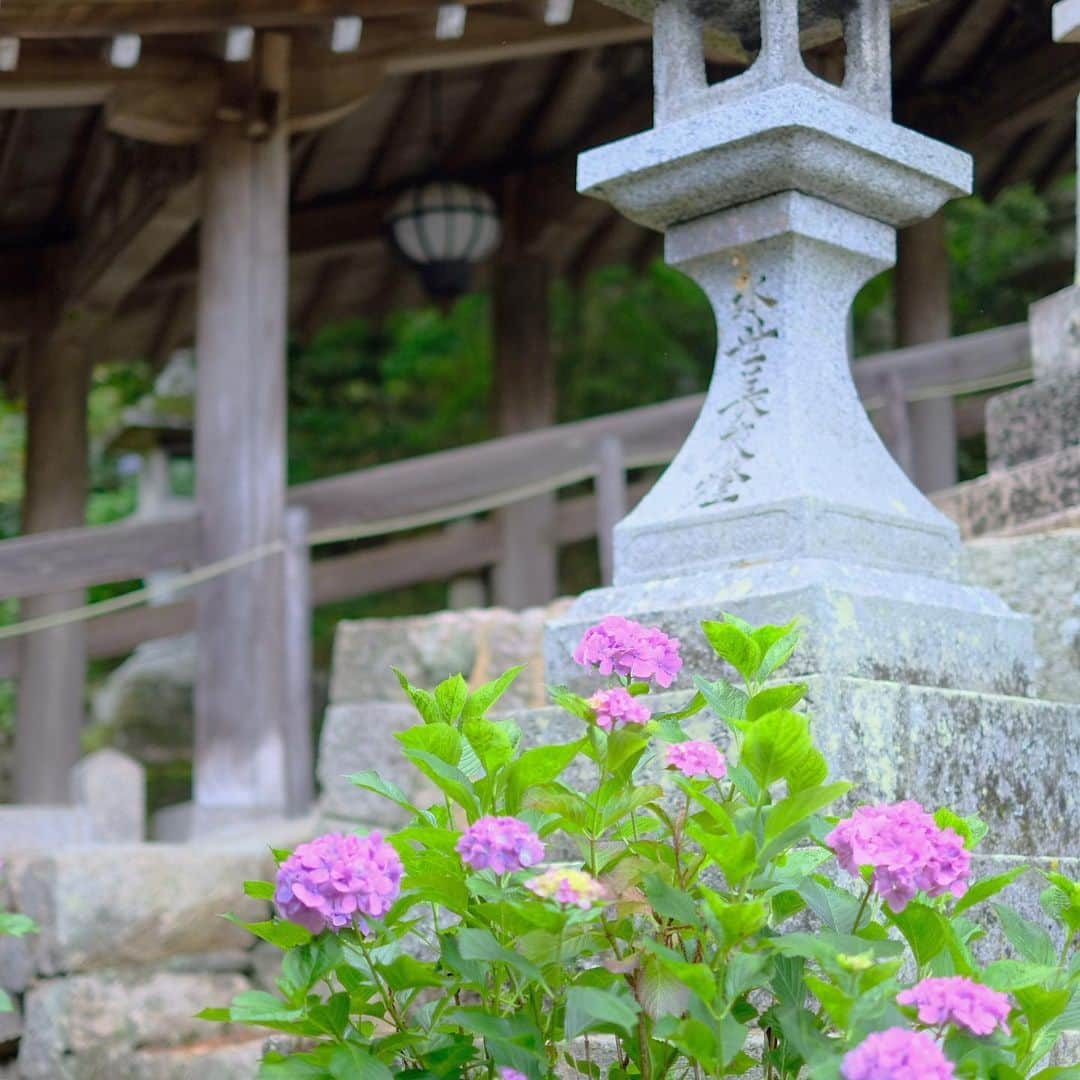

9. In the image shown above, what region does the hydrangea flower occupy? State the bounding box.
[573,615,682,688]
[825,801,971,913]
[897,976,1011,1036]
[498,1069,528,1080]
[588,687,651,731]
[665,740,727,780]
[841,1027,956,1080]
[457,816,544,874]
[275,831,403,935]
[525,867,608,909]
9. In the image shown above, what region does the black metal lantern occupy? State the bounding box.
[386,179,501,299]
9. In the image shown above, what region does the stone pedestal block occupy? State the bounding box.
[508,683,1079,862]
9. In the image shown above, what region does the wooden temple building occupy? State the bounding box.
[0,0,1077,831]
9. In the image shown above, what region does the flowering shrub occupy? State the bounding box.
[206,614,1080,1078]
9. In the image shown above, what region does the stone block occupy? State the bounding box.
[10,846,272,975]
[987,372,1080,470]
[19,970,250,1080]
[124,1034,266,1080]
[932,446,1080,539]
[330,613,478,705]
[965,530,1080,704]
[516,678,1080,859]
[70,749,145,843]
[1030,284,1080,381]
[329,603,568,709]
[317,703,437,827]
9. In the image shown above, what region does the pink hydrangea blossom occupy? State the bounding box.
[498,1070,528,1080]
[665,740,727,780]
[897,976,1011,1036]
[841,1028,956,1080]
[457,816,544,874]
[572,616,682,688]
[825,801,972,913]
[275,831,403,935]
[525,867,608,909]
[588,687,652,732]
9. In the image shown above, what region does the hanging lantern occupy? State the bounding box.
[386,179,501,299]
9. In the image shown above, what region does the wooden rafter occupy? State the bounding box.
[985,113,1075,199]
[0,110,26,204]
[360,75,420,190]
[441,63,515,172]
[0,0,501,38]
[920,0,1012,86]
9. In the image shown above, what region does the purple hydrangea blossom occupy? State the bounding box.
[525,867,608,909]
[825,801,972,913]
[897,976,1011,1036]
[275,831,403,935]
[587,687,652,732]
[457,816,544,874]
[841,1028,956,1080]
[572,616,682,688]
[498,1070,528,1080]
[664,740,727,780]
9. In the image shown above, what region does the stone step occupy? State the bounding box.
[986,371,1080,471]
[2,844,274,982]
[932,445,1080,539]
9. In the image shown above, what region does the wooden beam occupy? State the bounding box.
[0,0,501,38]
[0,512,200,600]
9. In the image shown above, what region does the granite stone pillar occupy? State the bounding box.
[543,0,1078,867]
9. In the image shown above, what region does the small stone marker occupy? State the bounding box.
[69,749,145,844]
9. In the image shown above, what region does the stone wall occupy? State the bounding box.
[0,842,281,1078]
[317,601,569,830]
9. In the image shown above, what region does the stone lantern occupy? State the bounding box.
[544,0,1078,880]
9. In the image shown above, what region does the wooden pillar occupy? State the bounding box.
[193,34,291,819]
[491,256,558,610]
[15,332,91,803]
[896,211,957,492]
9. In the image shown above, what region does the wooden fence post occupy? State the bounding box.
[595,436,627,587]
[283,506,313,816]
[882,373,915,479]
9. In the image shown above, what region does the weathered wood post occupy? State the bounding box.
[14,329,92,803]
[492,255,558,609]
[190,32,293,830]
[896,211,957,492]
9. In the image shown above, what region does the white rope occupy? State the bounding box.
[0,449,670,644]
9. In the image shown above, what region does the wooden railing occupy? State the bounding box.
[0,320,1031,679]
